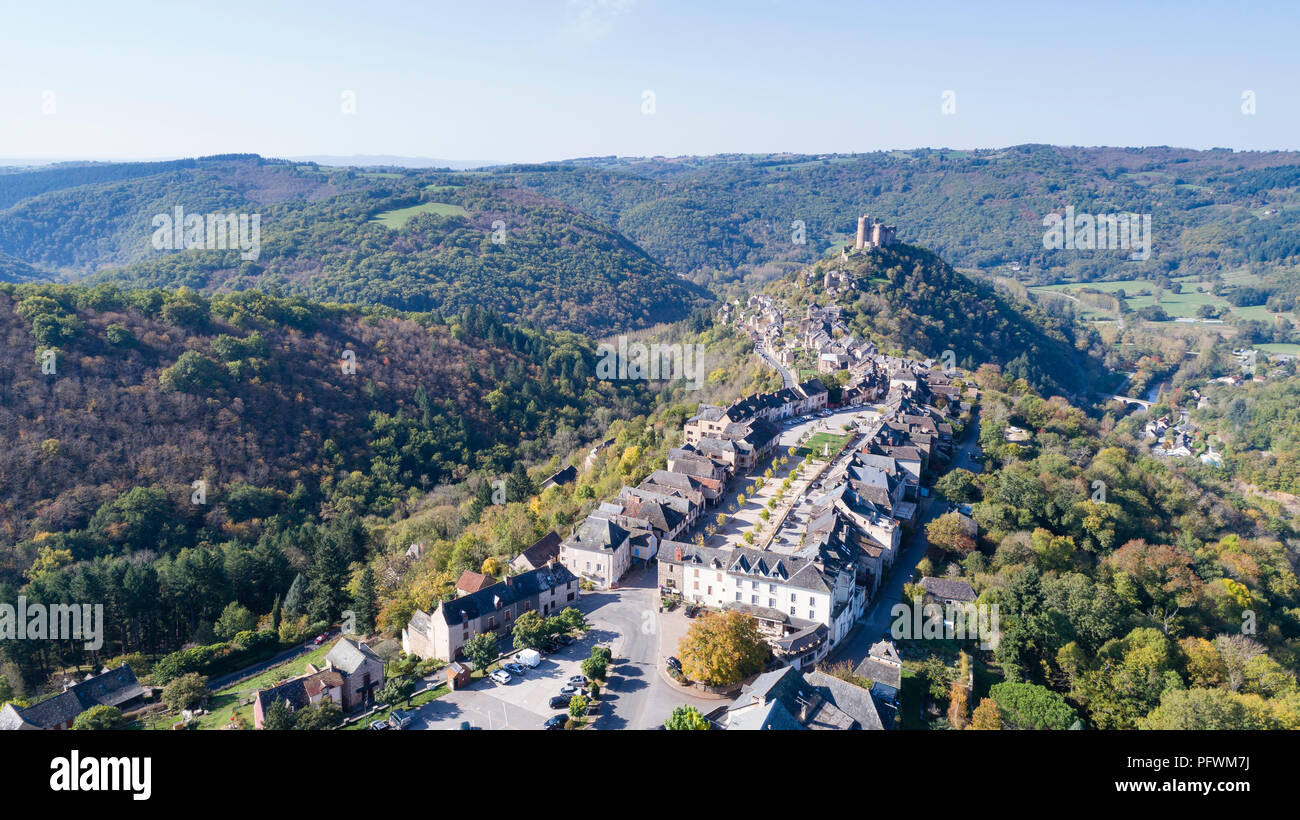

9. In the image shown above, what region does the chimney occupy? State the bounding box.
[675,545,683,561]
[797,691,823,725]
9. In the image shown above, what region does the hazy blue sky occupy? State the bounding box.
[3,0,1297,162]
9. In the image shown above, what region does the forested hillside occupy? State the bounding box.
[495,146,1300,287]
[93,181,708,334]
[938,366,1300,729]
[0,281,652,580]
[770,244,1105,397]
[0,156,709,335]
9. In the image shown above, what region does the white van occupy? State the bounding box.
[517,648,542,668]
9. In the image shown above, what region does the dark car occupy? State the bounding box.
[543,640,560,653]
[549,695,572,709]
[684,605,698,618]
[544,714,567,730]
[556,634,575,646]
[666,656,682,671]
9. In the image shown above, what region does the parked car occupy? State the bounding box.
[568,675,586,686]
[368,719,390,730]
[549,695,572,709]
[544,714,567,730]
[559,684,578,695]
[543,640,560,653]
[684,605,699,618]
[312,633,329,645]
[489,669,512,684]
[666,656,682,671]
[388,709,413,729]
[556,634,575,646]
[502,662,526,676]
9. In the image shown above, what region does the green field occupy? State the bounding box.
[1257,343,1300,355]
[800,431,853,460]
[372,201,469,228]
[1031,273,1295,325]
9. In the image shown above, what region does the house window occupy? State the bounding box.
[694,569,700,577]
[768,583,776,593]
[488,616,496,629]
[694,581,699,590]
[809,611,815,619]
[716,573,722,581]
[707,586,713,595]
[790,606,796,616]
[751,595,758,604]
[735,592,742,601]
[768,598,776,608]
[750,580,757,589]
[567,593,575,601]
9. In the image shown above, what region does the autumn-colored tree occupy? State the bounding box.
[926,511,977,555]
[678,611,769,687]
[948,680,971,729]
[970,698,1002,730]
[1107,539,1201,610]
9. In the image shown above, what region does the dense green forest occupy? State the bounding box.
[937,366,1300,729]
[91,181,709,335]
[0,156,710,334]
[494,146,1300,288]
[0,280,669,685]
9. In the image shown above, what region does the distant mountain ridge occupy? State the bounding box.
[289,154,504,170]
[0,155,708,334]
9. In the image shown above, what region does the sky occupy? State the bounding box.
[2,0,1298,163]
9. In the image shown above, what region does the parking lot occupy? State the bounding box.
[412,634,599,730]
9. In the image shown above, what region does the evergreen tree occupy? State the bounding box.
[352,566,377,635]
[282,574,306,619]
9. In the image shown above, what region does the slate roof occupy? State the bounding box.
[855,640,903,689]
[726,666,883,730]
[1,664,145,730]
[433,563,578,628]
[658,540,729,570]
[512,531,563,570]
[325,638,382,675]
[799,379,828,397]
[919,576,977,602]
[540,465,578,488]
[564,516,631,554]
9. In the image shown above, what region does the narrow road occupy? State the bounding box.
[756,341,797,389]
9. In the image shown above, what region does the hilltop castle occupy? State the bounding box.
[854,215,896,250]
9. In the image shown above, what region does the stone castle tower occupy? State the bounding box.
[854,214,896,250]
